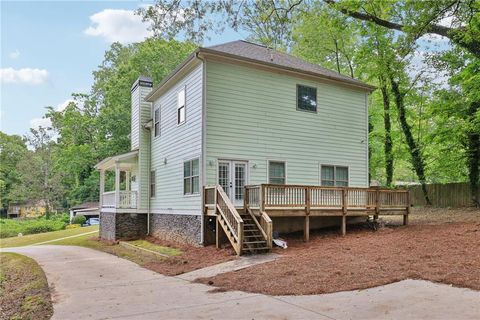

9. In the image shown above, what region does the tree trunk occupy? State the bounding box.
[467,101,480,206]
[379,76,394,187]
[389,77,431,205]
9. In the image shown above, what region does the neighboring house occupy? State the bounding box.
[7,200,47,218]
[96,40,407,253]
[69,202,99,222]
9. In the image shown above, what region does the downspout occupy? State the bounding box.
[197,52,206,245]
[143,122,152,235]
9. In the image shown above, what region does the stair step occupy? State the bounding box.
[244,235,263,238]
[243,240,266,245]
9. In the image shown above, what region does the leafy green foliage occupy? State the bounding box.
[0,217,67,238]
[71,214,86,225]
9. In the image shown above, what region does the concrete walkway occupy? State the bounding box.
[4,245,480,320]
[177,253,279,281]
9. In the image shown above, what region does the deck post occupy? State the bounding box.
[341,189,347,236]
[303,215,310,241]
[215,216,220,249]
[305,187,310,215]
[260,184,266,212]
[404,191,410,226]
[374,188,380,220]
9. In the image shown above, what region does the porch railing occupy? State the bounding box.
[102,190,138,209]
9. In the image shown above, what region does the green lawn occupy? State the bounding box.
[0,226,98,248]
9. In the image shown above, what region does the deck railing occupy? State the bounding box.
[245,184,409,213]
[204,185,244,255]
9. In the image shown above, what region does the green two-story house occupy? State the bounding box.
[95,40,377,248]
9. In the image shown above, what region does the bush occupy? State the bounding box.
[65,224,80,229]
[0,218,66,238]
[71,215,86,225]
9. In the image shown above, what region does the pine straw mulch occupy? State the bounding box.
[143,236,236,276]
[196,207,480,295]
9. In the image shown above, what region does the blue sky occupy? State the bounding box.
[1,1,246,136]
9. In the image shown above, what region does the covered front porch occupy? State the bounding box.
[95,150,139,210]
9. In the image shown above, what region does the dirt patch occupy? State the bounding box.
[196,208,480,295]
[143,236,237,276]
[0,252,53,320]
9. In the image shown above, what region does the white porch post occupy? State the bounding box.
[126,171,131,191]
[99,169,105,208]
[115,163,120,209]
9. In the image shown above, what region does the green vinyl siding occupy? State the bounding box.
[205,61,368,187]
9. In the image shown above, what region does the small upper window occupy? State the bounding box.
[297,85,317,112]
[321,165,348,186]
[269,161,286,184]
[177,87,186,125]
[154,107,160,137]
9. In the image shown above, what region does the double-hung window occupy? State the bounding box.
[150,170,156,197]
[321,165,348,186]
[177,87,186,125]
[268,161,286,184]
[297,84,317,112]
[154,107,160,137]
[184,158,199,195]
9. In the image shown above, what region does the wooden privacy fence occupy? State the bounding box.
[409,182,478,207]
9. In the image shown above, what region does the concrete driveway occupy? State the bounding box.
[5,245,480,320]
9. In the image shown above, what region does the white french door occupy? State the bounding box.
[218,160,248,207]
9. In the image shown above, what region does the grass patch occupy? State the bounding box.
[0,214,70,238]
[126,239,182,256]
[0,225,98,248]
[0,252,53,320]
[48,233,165,266]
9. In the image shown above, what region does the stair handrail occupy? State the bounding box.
[215,185,244,254]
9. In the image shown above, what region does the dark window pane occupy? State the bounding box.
[184,161,191,177]
[269,161,285,184]
[192,176,199,193]
[297,85,317,112]
[336,166,348,182]
[184,178,191,194]
[321,180,335,186]
[321,166,334,180]
[192,159,199,176]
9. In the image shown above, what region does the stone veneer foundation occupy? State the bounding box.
[100,212,147,241]
[149,214,201,245]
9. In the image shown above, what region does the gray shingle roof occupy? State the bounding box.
[204,40,374,91]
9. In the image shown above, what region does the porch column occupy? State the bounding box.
[99,169,105,208]
[126,171,131,191]
[115,162,120,209]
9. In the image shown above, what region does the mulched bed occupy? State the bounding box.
[143,236,236,276]
[196,208,480,295]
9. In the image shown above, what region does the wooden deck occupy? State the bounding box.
[204,184,410,254]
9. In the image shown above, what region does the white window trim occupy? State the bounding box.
[177,85,186,126]
[183,157,200,196]
[267,160,287,184]
[319,164,350,187]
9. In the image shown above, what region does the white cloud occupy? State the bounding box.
[56,99,74,112]
[9,50,20,59]
[0,68,49,85]
[30,117,52,130]
[84,9,152,44]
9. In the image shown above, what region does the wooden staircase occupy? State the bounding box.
[204,185,272,255]
[239,212,270,254]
